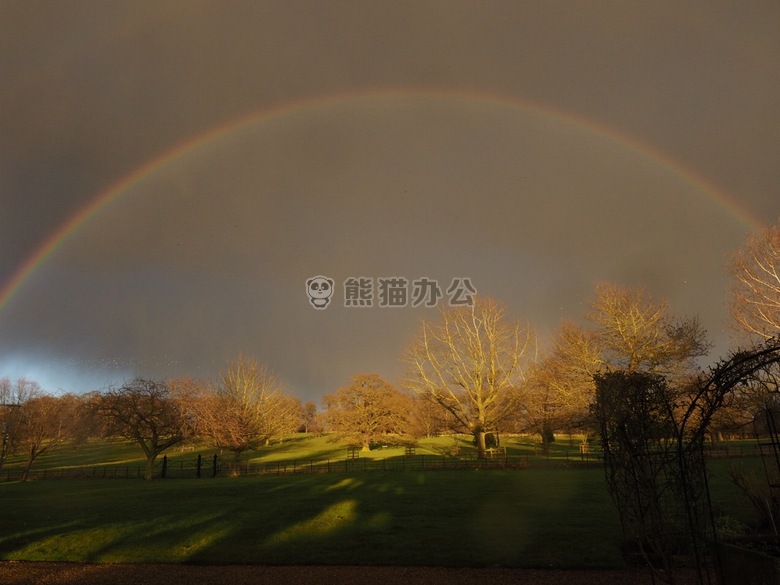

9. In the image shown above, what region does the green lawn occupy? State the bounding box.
[1,433,600,479]
[0,434,770,567]
[0,468,625,568]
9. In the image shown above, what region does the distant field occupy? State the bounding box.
[0,434,770,567]
[0,433,602,480]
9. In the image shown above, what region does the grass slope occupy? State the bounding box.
[0,434,596,475]
[0,468,623,568]
[0,434,767,567]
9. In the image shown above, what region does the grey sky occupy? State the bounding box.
[1,2,779,401]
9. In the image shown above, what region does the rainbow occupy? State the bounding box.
[0,86,766,315]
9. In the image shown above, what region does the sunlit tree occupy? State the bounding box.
[0,377,44,474]
[407,394,451,439]
[301,401,322,433]
[587,282,709,378]
[194,356,299,461]
[323,374,411,451]
[724,221,780,430]
[530,284,709,446]
[16,392,79,481]
[404,296,536,457]
[524,322,602,449]
[730,220,780,340]
[100,378,193,480]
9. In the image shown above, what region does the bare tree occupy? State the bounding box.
[66,391,106,446]
[323,373,412,451]
[524,322,601,449]
[730,220,780,340]
[100,378,193,480]
[0,377,41,406]
[407,394,451,439]
[194,356,298,461]
[529,284,708,447]
[301,401,322,433]
[404,296,535,457]
[1,377,43,474]
[587,282,709,378]
[16,393,78,481]
[0,377,11,404]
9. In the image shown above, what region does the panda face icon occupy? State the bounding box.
[306,276,334,309]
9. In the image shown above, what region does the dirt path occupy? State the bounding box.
[0,562,708,585]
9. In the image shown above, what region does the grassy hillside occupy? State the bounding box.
[0,467,624,567]
[0,434,767,567]
[1,433,597,477]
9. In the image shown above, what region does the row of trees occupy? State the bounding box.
[404,282,710,456]
[0,357,306,481]
[336,219,780,457]
[1,377,75,481]
[2,219,779,478]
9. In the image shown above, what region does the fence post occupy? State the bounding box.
[161,455,168,479]
[196,454,202,478]
[212,454,218,477]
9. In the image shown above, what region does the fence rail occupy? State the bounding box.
[0,442,768,482]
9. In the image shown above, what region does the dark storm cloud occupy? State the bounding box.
[1,2,779,398]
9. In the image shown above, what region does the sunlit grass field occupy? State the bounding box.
[1,433,599,478]
[0,434,768,567]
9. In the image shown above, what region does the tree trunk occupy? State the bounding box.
[225,450,244,477]
[476,429,487,458]
[20,446,37,482]
[541,423,555,454]
[144,454,157,481]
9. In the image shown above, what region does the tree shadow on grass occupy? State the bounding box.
[191,469,624,568]
[1,469,624,569]
[244,436,355,466]
[0,521,84,561]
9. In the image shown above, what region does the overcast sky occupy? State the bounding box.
[1,2,779,402]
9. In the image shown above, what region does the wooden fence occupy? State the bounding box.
[1,442,768,482]
[0,448,601,481]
